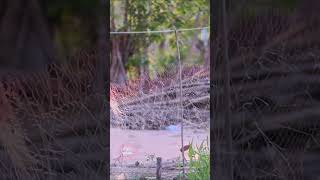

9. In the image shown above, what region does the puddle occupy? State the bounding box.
[110,127,209,165]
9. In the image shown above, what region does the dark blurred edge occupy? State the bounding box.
[210,0,215,179]
[0,0,110,179]
[94,0,110,178]
[210,0,320,180]
[97,0,110,178]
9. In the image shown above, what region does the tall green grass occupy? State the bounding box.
[177,137,210,180]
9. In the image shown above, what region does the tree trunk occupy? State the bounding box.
[0,0,55,72]
[110,38,127,84]
[186,13,201,63]
[110,1,128,84]
[204,35,210,67]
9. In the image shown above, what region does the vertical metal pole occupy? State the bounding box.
[174,28,185,179]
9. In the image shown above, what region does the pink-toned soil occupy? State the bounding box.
[110,127,209,165]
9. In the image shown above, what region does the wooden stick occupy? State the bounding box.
[156,157,162,180]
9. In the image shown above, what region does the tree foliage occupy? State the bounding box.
[43,0,100,58]
[110,0,210,83]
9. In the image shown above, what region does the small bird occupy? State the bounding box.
[180,144,190,152]
[135,161,140,167]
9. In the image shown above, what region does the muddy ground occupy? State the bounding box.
[110,127,209,179]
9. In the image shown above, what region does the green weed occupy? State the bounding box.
[176,137,210,180]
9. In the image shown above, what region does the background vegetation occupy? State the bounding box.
[110,0,210,83]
